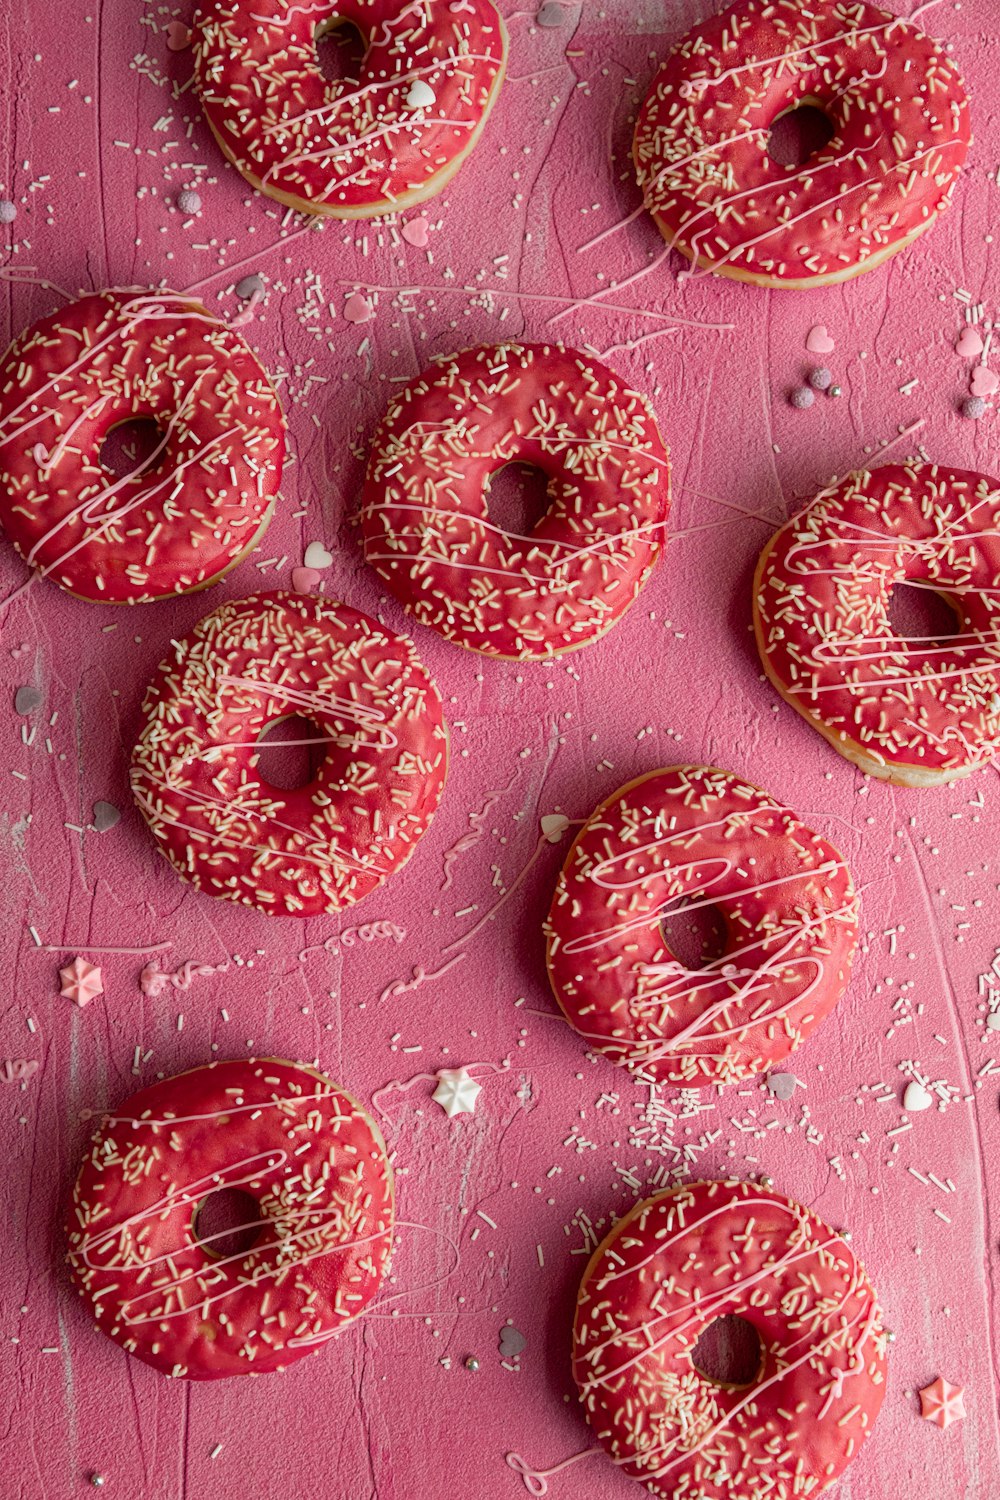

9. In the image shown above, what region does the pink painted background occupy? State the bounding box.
[2,0,999,1496]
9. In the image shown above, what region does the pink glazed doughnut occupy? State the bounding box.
[360,342,670,659]
[754,461,1000,786]
[572,1179,887,1499]
[130,591,448,916]
[67,1058,394,1380]
[545,767,858,1087]
[193,0,508,217]
[633,0,971,287]
[0,289,285,602]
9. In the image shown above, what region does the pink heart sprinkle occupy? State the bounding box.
[971,365,1000,398]
[957,326,984,360]
[291,567,322,594]
[805,324,835,355]
[343,292,375,324]
[166,20,192,51]
[401,216,429,249]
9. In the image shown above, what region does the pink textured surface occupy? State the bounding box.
[1,2,999,1498]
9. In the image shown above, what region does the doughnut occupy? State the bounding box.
[130,590,448,916]
[633,0,971,288]
[360,343,670,659]
[754,461,1000,787]
[0,289,285,602]
[67,1058,394,1379]
[193,0,508,218]
[544,766,858,1087]
[572,1179,887,1499]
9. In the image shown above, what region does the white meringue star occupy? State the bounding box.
[432,1066,482,1118]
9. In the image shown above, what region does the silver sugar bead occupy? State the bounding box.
[465,1355,480,1372]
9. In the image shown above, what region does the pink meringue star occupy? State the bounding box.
[59,957,104,1007]
[918,1376,966,1429]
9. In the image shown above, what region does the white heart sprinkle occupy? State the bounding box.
[498,1325,527,1358]
[405,80,436,111]
[14,685,42,715]
[303,541,333,570]
[766,1071,798,1102]
[540,813,569,843]
[92,801,121,832]
[987,1012,1000,1031]
[903,1081,933,1113]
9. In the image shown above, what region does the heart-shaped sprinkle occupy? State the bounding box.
[166,20,192,50]
[14,685,41,715]
[536,1,567,24]
[499,1325,527,1359]
[805,324,835,355]
[903,1080,933,1112]
[405,79,436,111]
[987,1012,1000,1031]
[956,326,984,360]
[304,541,333,571]
[92,801,121,832]
[235,274,265,301]
[401,215,429,248]
[540,812,570,843]
[291,566,321,594]
[765,1071,798,1102]
[343,292,374,324]
[970,364,999,398]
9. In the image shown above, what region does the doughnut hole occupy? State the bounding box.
[658,897,728,971]
[691,1314,764,1389]
[255,714,328,791]
[886,580,961,645]
[315,17,367,86]
[99,416,166,479]
[194,1188,263,1261]
[767,101,836,168]
[484,462,552,538]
